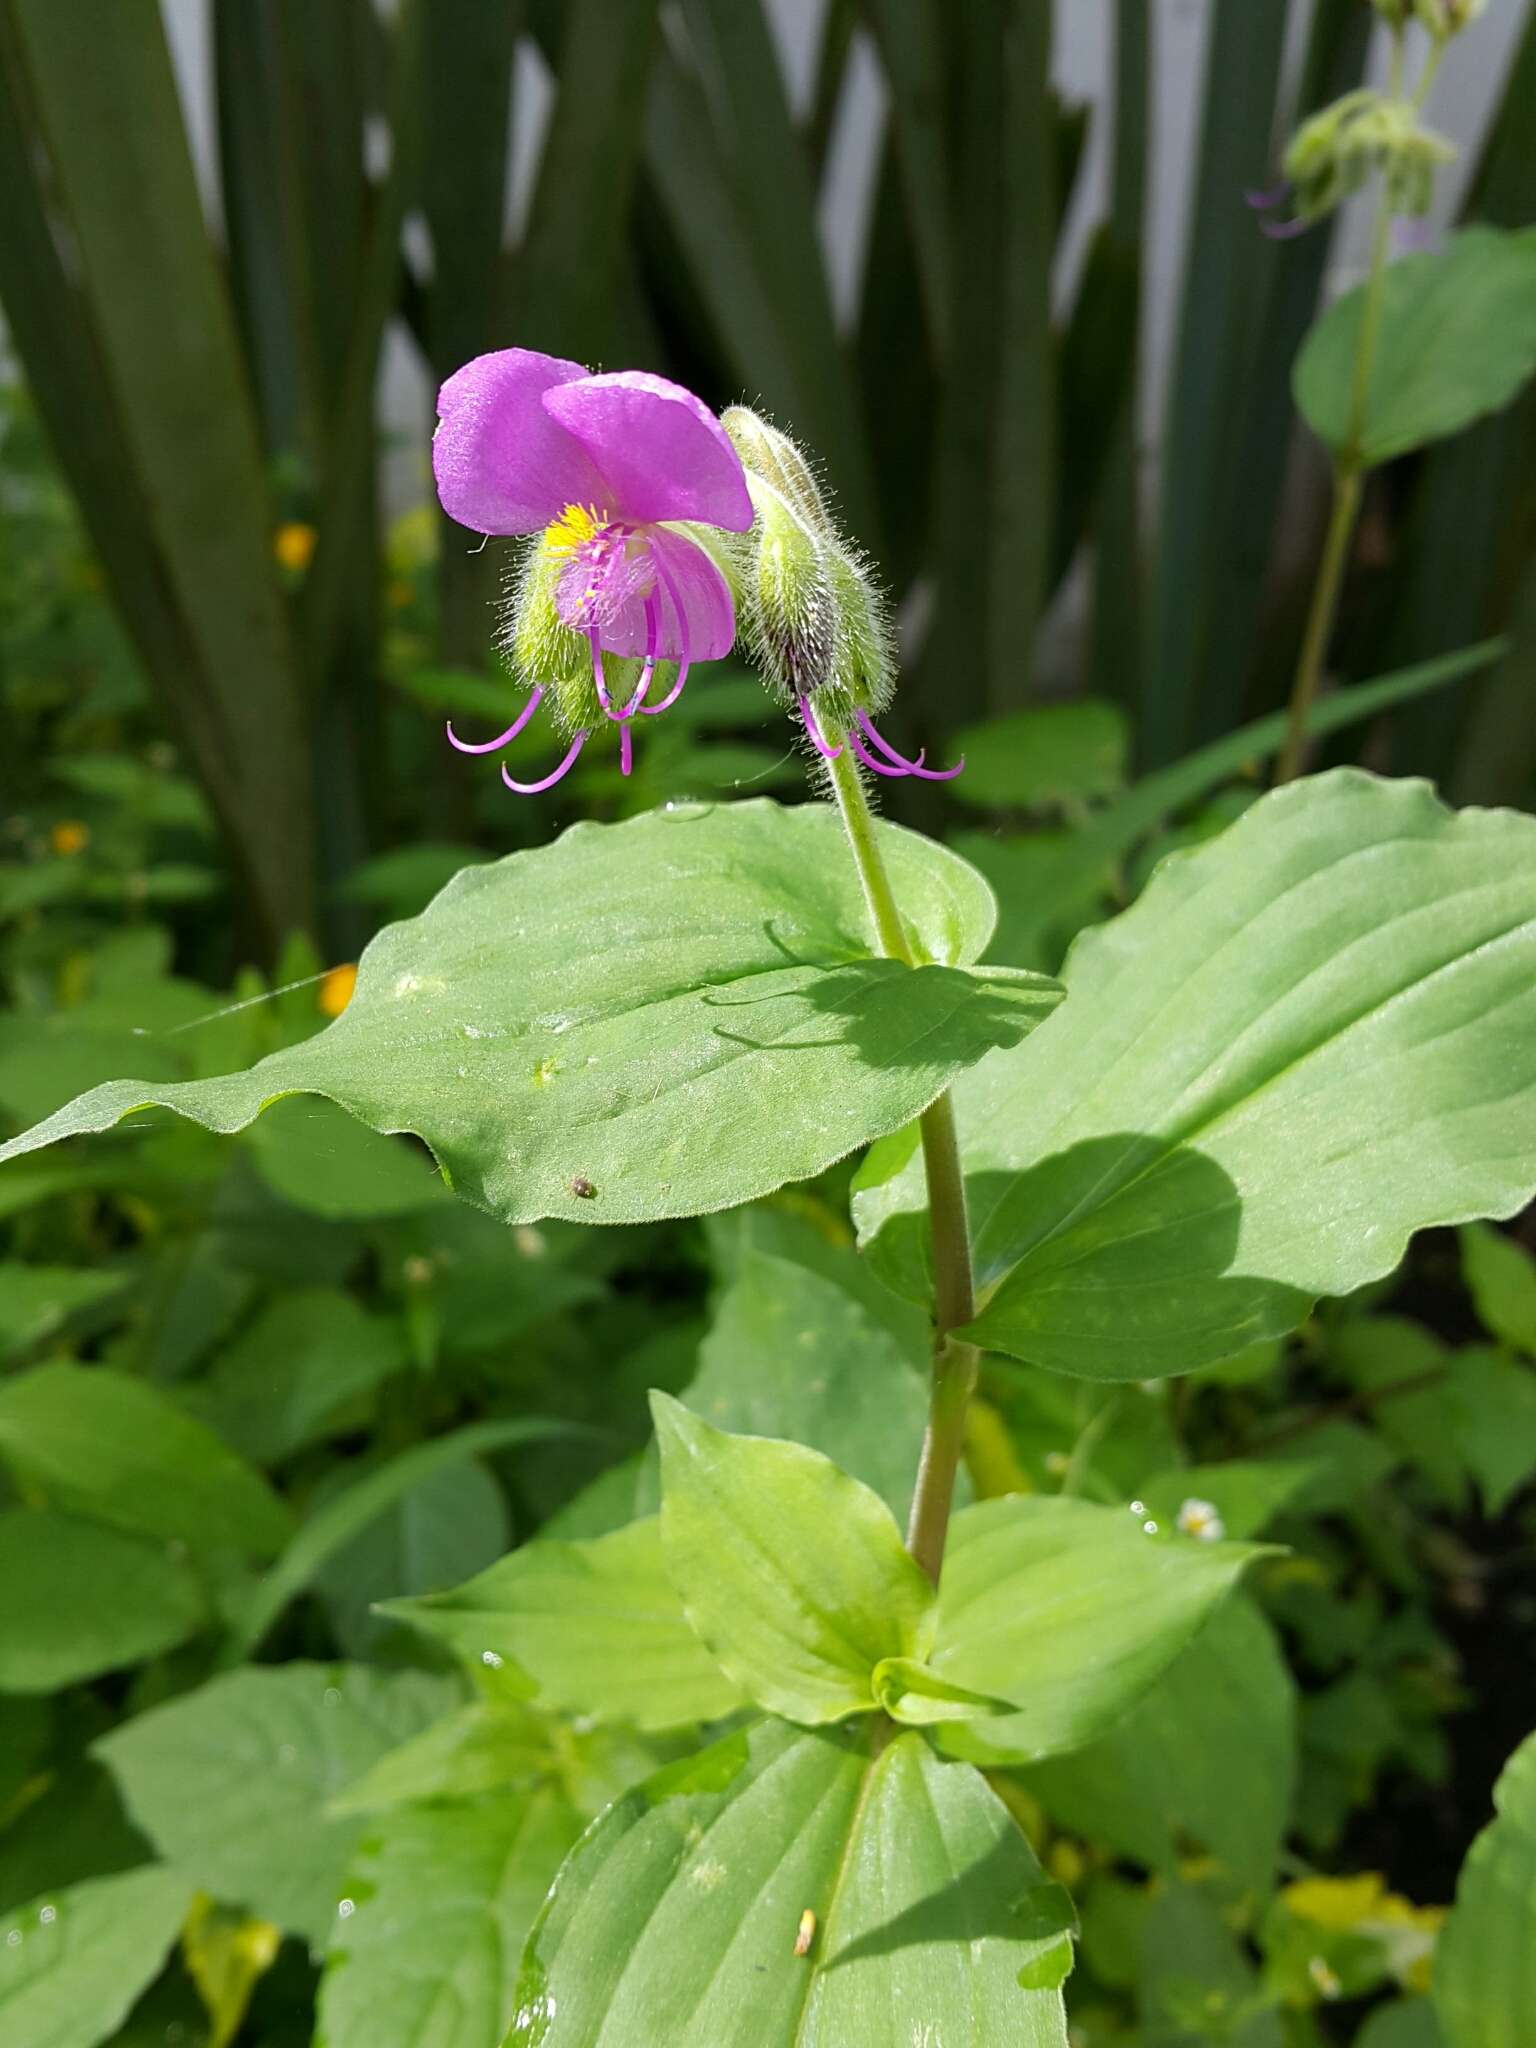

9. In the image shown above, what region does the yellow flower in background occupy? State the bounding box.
[317,963,357,1017]
[50,820,90,857]
[273,522,317,574]
[1284,1873,1389,1929]
[1281,1872,1445,1991]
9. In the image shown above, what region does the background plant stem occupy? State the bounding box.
[1278,34,1417,786]
[825,742,980,1585]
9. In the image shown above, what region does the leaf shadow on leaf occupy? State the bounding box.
[962,1134,1313,1378]
[818,1831,1049,1970]
[699,962,1044,1071]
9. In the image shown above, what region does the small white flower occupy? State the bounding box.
[1177,1497,1226,1543]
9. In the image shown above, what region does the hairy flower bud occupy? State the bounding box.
[722,408,894,719]
[1282,89,1453,223]
[1414,0,1486,37]
[721,407,834,538]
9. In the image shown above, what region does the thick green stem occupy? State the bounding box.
[825,744,980,1585]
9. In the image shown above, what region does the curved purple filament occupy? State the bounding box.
[798,695,843,760]
[1244,182,1290,211]
[587,628,617,717]
[619,721,633,777]
[445,687,543,754]
[639,554,692,715]
[1259,214,1310,241]
[500,731,588,795]
[849,729,908,778]
[618,595,661,719]
[856,710,965,782]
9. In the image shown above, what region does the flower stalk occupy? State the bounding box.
[824,742,980,1586]
[1277,33,1407,786]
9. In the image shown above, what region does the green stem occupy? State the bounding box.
[1276,463,1363,784]
[1276,178,1392,785]
[825,743,980,1586]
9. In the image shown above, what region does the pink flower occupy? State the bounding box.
[433,348,753,792]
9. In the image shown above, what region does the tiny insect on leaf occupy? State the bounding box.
[794,1908,816,1957]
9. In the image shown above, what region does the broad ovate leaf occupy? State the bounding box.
[0,1865,194,2048]
[1435,1727,1536,2048]
[0,1362,290,1556]
[318,1789,583,2048]
[0,1508,205,1692]
[384,1516,743,1734]
[1296,227,1536,466]
[0,803,1060,1227]
[927,1496,1274,1762]
[679,1245,930,1523]
[1018,1599,1296,1893]
[95,1663,455,1948]
[508,1719,1071,2046]
[857,772,1536,1379]
[653,1395,934,1725]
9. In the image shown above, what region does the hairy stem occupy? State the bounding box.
[825,742,980,1585]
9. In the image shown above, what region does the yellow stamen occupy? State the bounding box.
[546,502,603,554]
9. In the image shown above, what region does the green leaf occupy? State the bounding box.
[858,772,1536,1378]
[1460,1223,1536,1356]
[385,1515,743,1734]
[1446,1349,1536,1515]
[247,1097,450,1220]
[0,1265,128,1361]
[0,1865,194,2048]
[652,1395,934,1726]
[508,1719,1070,2046]
[949,700,1129,813]
[1435,1727,1536,2048]
[1017,1599,1295,1893]
[869,1657,1012,1728]
[923,1496,1272,1762]
[182,1288,410,1467]
[1138,1881,1282,2047]
[0,803,1059,1228]
[0,1508,205,1692]
[226,1417,588,1661]
[0,0,317,944]
[1296,228,1536,467]
[328,1702,551,1818]
[0,1362,290,1556]
[312,1454,510,1658]
[1012,643,1503,944]
[1135,1460,1312,1543]
[1145,0,1291,765]
[317,1789,584,2048]
[96,1663,456,1949]
[1360,2001,1445,2048]
[679,1246,930,1523]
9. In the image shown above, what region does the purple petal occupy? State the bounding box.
[1260,215,1311,241]
[542,372,753,533]
[434,349,608,537]
[647,528,735,659]
[1245,181,1290,211]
